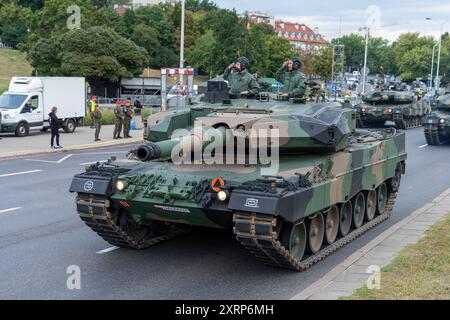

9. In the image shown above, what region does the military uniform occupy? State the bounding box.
[276,67,307,99]
[223,68,261,98]
[91,109,102,141]
[113,105,124,139]
[123,105,133,138]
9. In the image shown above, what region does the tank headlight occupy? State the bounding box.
[361,108,366,112]
[387,108,393,113]
[439,118,446,124]
[116,180,127,191]
[217,190,228,202]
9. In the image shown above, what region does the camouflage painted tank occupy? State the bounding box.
[70,91,407,271]
[355,90,431,129]
[423,94,450,145]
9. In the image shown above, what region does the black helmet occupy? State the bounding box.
[237,56,250,70]
[289,57,301,70]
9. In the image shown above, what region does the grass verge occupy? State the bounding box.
[0,49,32,94]
[344,212,450,300]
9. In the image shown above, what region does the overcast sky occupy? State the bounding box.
[213,0,450,42]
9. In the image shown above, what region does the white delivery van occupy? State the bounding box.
[0,77,86,137]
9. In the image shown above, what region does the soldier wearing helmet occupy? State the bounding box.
[223,56,261,98]
[276,57,307,100]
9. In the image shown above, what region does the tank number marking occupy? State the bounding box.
[154,205,190,213]
[83,181,94,192]
[244,198,259,208]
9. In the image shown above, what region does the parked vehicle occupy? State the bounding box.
[0,77,86,137]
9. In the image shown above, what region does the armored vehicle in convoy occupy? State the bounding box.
[355,90,431,129]
[423,94,450,145]
[70,82,407,271]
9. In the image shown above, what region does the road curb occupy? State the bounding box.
[290,187,450,300]
[0,138,144,161]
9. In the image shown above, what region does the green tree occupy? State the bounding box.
[399,46,433,82]
[0,2,31,48]
[332,34,365,72]
[28,27,148,83]
[132,23,178,69]
[311,45,333,79]
[186,29,217,76]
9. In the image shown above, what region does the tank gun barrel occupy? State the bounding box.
[136,126,229,161]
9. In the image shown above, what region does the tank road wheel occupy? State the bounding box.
[352,192,366,228]
[365,190,377,221]
[119,210,150,242]
[324,206,339,245]
[280,222,307,261]
[339,201,352,236]
[376,182,388,215]
[306,213,324,254]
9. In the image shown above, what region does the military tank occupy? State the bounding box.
[70,86,407,271]
[423,94,450,145]
[355,89,431,129]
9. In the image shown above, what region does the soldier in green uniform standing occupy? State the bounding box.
[113,100,123,139]
[91,104,102,141]
[123,100,134,138]
[276,57,307,100]
[223,56,261,98]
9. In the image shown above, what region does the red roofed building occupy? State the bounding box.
[246,11,327,51]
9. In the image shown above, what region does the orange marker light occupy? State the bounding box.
[211,178,225,192]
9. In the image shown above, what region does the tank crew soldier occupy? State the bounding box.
[223,56,261,98]
[113,100,124,139]
[92,104,102,141]
[276,57,307,100]
[123,100,134,138]
[88,96,97,128]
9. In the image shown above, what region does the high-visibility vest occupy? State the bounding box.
[90,100,96,112]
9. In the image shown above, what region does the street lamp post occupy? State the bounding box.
[436,25,442,90]
[359,26,369,94]
[426,18,447,90]
[180,0,185,70]
[430,43,438,90]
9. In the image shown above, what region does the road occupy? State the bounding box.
[0,128,449,299]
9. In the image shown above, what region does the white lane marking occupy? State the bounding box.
[0,207,22,214]
[25,154,73,164]
[418,144,428,149]
[96,246,119,254]
[77,151,128,155]
[79,160,107,166]
[57,154,73,163]
[0,170,42,178]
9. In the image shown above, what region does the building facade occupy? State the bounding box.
[246,11,327,51]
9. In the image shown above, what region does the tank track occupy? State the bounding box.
[424,125,443,145]
[233,191,398,271]
[394,115,422,129]
[75,194,189,249]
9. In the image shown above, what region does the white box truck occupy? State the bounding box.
[0,77,86,137]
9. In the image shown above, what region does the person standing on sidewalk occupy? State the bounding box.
[133,98,143,130]
[88,96,97,129]
[49,106,62,149]
[113,100,124,139]
[92,104,102,141]
[123,100,133,138]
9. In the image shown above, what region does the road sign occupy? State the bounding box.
[332,84,337,94]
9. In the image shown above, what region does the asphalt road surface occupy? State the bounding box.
[0,128,449,299]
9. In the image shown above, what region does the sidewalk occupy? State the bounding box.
[291,188,450,300]
[0,125,144,159]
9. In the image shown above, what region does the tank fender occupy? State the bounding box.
[69,174,114,196]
